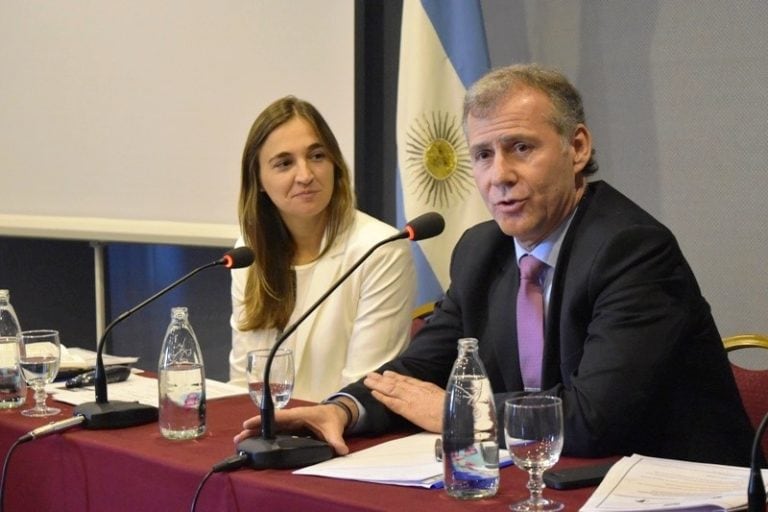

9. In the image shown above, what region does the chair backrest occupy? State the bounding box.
[723,334,768,458]
[410,302,436,340]
[724,334,768,353]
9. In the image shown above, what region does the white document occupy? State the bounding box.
[293,432,511,488]
[48,373,247,407]
[59,345,139,371]
[581,453,768,512]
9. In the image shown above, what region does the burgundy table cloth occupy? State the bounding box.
[0,388,608,511]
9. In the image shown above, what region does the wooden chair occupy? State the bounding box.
[723,333,768,458]
[410,302,436,340]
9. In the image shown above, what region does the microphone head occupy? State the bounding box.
[220,247,255,269]
[404,212,445,241]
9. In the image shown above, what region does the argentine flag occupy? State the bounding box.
[396,0,492,305]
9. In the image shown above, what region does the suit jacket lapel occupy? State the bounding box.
[486,239,525,392]
[542,182,596,388]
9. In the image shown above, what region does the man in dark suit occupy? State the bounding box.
[235,64,755,466]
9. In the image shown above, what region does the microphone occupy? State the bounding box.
[236,212,445,469]
[401,211,445,241]
[73,246,254,429]
[19,415,86,443]
[217,247,256,269]
[748,411,768,512]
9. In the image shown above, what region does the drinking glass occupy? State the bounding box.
[19,329,61,417]
[247,348,294,409]
[504,396,564,512]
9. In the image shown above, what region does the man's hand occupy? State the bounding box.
[233,404,351,455]
[364,370,444,432]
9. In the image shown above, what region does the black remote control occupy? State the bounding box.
[65,365,132,389]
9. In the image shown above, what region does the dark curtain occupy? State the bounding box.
[354,0,402,225]
[0,236,95,347]
[105,243,232,381]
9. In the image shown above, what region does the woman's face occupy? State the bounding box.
[258,116,335,227]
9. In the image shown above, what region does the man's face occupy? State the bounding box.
[467,87,591,249]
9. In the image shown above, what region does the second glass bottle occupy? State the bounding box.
[442,337,499,499]
[158,306,206,440]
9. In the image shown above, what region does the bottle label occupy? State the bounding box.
[443,440,500,499]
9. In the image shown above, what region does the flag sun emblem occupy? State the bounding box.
[404,112,474,209]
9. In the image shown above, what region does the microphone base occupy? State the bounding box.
[74,400,158,429]
[237,435,334,469]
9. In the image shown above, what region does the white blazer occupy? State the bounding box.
[228,210,417,402]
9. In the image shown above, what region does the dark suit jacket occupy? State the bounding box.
[344,180,755,466]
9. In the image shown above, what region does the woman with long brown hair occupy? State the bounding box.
[228,96,416,402]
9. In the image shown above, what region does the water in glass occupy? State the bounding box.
[19,329,61,417]
[246,348,294,410]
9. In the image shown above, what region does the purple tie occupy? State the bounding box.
[517,255,546,391]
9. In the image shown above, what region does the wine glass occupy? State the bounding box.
[246,348,294,409]
[504,396,564,512]
[19,329,61,417]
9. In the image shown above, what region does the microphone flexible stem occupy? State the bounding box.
[259,232,403,439]
[0,437,25,512]
[94,261,219,403]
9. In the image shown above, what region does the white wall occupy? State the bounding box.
[0,0,354,246]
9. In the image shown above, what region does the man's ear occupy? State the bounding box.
[570,124,592,174]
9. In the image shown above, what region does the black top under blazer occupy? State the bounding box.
[343,180,756,466]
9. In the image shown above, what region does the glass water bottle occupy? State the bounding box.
[442,337,499,499]
[0,290,26,408]
[158,307,206,440]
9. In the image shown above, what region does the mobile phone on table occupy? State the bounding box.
[542,462,614,490]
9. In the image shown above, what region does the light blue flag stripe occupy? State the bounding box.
[421,0,491,88]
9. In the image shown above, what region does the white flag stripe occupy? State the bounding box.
[397,0,491,291]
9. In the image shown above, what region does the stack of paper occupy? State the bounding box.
[294,432,511,488]
[581,453,768,511]
[48,373,247,407]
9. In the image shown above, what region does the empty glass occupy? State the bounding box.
[19,329,61,417]
[247,348,294,409]
[504,396,564,512]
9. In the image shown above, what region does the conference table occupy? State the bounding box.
[0,386,610,511]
